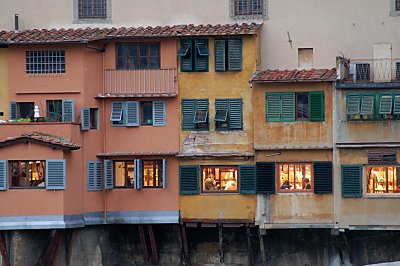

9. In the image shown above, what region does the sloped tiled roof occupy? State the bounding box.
[0,23,261,44]
[251,68,337,83]
[0,132,81,150]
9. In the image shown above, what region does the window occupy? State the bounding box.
[298,48,313,68]
[266,92,324,122]
[177,39,209,72]
[78,0,106,19]
[397,0,400,10]
[46,100,63,122]
[215,98,243,130]
[355,63,370,81]
[110,101,166,127]
[116,43,160,70]
[114,161,135,188]
[230,0,267,19]
[17,102,34,120]
[366,166,399,194]
[141,102,153,125]
[277,163,313,192]
[201,166,238,193]
[143,160,163,188]
[89,108,98,129]
[391,0,400,15]
[10,161,46,188]
[181,99,209,130]
[215,39,242,72]
[26,50,65,74]
[396,62,400,80]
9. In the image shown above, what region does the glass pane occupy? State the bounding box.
[202,166,238,192]
[279,163,312,191]
[10,161,45,188]
[367,166,399,194]
[296,93,309,120]
[114,162,126,187]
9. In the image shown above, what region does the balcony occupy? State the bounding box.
[100,68,178,98]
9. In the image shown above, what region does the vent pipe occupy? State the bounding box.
[15,14,19,32]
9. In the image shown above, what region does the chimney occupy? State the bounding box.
[15,14,19,32]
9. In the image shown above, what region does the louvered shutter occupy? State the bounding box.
[182,99,195,130]
[162,159,167,189]
[81,108,90,130]
[215,40,226,72]
[179,165,199,195]
[153,101,166,126]
[347,94,360,115]
[228,98,243,130]
[125,101,139,126]
[0,160,7,191]
[360,95,374,115]
[110,102,124,122]
[313,162,333,194]
[215,98,229,121]
[46,160,66,190]
[87,161,95,191]
[397,167,400,187]
[239,165,256,194]
[195,98,209,122]
[393,95,400,114]
[227,39,242,71]
[194,39,209,72]
[104,160,113,189]
[266,93,281,122]
[256,162,275,194]
[9,102,17,120]
[281,92,295,121]
[62,99,75,122]
[309,92,324,121]
[379,95,393,115]
[341,164,362,198]
[179,40,193,72]
[95,161,103,190]
[135,159,142,190]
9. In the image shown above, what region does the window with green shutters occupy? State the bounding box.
[341,164,362,198]
[313,161,333,194]
[215,39,242,72]
[177,39,209,72]
[215,98,243,130]
[266,92,324,122]
[239,165,256,194]
[256,162,275,194]
[110,101,166,127]
[181,99,209,131]
[179,165,199,195]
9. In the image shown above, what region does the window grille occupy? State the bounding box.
[396,62,400,80]
[79,0,106,19]
[234,0,263,16]
[356,63,370,81]
[25,50,65,74]
[396,0,400,11]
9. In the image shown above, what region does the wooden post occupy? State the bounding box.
[65,229,76,266]
[0,231,10,266]
[218,224,224,264]
[246,226,254,266]
[138,225,149,262]
[179,224,190,266]
[259,230,267,266]
[36,230,63,266]
[147,225,159,266]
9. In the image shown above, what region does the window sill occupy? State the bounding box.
[364,194,400,198]
[73,18,112,24]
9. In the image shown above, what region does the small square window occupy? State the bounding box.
[141,102,153,125]
[231,0,266,19]
[356,63,370,81]
[298,48,313,68]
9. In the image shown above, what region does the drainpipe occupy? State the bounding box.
[14,14,19,32]
[102,42,107,223]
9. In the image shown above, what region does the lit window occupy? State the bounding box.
[366,166,400,194]
[10,161,46,188]
[142,160,163,188]
[277,163,313,192]
[114,161,135,188]
[201,166,238,193]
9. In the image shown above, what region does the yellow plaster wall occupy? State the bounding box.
[0,49,8,120]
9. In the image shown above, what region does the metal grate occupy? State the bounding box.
[356,63,370,81]
[234,0,263,16]
[396,62,400,80]
[25,50,65,74]
[396,0,400,11]
[79,0,106,19]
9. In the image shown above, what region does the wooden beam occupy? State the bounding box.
[147,225,159,266]
[36,230,63,266]
[179,224,190,266]
[218,225,224,264]
[259,230,267,266]
[66,229,76,266]
[0,231,10,266]
[138,225,149,262]
[246,226,254,266]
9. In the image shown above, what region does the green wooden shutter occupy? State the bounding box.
[393,95,400,114]
[228,98,243,130]
[214,40,226,72]
[135,159,142,190]
[215,98,229,119]
[360,95,374,115]
[182,99,195,130]
[0,160,7,191]
[87,161,96,191]
[125,101,139,126]
[104,160,113,189]
[281,92,295,121]
[379,95,393,115]
[239,165,256,194]
[347,94,360,115]
[153,101,166,126]
[256,162,275,194]
[81,108,90,130]
[46,159,66,190]
[162,159,167,189]
[195,98,209,125]
[95,161,103,190]
[110,102,124,122]
[266,93,281,122]
[179,40,193,72]
[309,92,325,121]
[9,102,17,120]
[179,165,199,195]
[313,161,333,194]
[341,164,362,198]
[62,99,75,122]
[194,39,209,72]
[227,39,242,71]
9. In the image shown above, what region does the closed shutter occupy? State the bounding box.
[266,93,281,122]
[341,164,362,198]
[87,161,95,191]
[228,98,243,130]
[313,162,333,194]
[256,162,275,194]
[9,102,17,120]
[95,161,103,190]
[379,95,393,114]
[179,40,193,72]
[360,95,374,115]
[239,165,256,194]
[347,94,360,115]
[110,102,124,122]
[162,159,167,189]
[215,40,226,72]
[46,160,66,190]
[179,165,199,195]
[135,159,142,190]
[393,95,400,114]
[104,160,113,189]
[281,93,295,121]
[153,101,166,126]
[125,101,139,126]
[182,99,195,130]
[0,160,7,191]
[81,108,90,130]
[309,92,325,121]
[62,99,75,122]
[194,39,209,72]
[227,39,242,71]
[397,167,400,187]
[368,151,397,165]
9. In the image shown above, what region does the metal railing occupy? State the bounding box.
[104,68,178,96]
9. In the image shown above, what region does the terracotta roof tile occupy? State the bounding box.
[0,23,261,44]
[251,68,337,83]
[0,132,81,150]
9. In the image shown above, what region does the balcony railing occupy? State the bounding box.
[103,68,178,97]
[337,57,400,83]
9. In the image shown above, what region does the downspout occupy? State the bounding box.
[102,40,109,223]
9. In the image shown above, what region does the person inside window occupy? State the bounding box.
[280,180,292,190]
[303,178,311,189]
[204,174,218,191]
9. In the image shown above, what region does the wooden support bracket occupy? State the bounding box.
[179,224,190,266]
[0,231,10,266]
[138,225,149,262]
[259,229,267,266]
[246,226,254,266]
[66,229,76,266]
[218,225,224,264]
[36,229,63,266]
[147,225,159,266]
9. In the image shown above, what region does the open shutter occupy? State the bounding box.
[153,101,166,126]
[256,162,275,194]
[397,167,400,187]
[214,40,226,72]
[309,92,325,121]
[87,161,95,191]
[341,164,362,198]
[393,95,400,114]
[95,161,103,190]
[182,99,195,130]
[195,98,209,123]
[179,165,199,195]
[360,95,374,115]
[179,40,193,72]
[379,95,393,115]
[162,159,167,189]
[135,159,142,190]
[347,94,360,115]
[81,108,90,130]
[9,102,17,120]
[281,92,295,121]
[215,98,229,121]
[0,160,7,191]
[62,99,75,122]
[110,102,124,122]
[104,160,113,189]
[227,39,242,71]
[194,39,209,72]
[239,165,256,194]
[228,98,243,130]
[266,93,281,122]
[46,160,66,190]
[125,101,139,126]
[313,162,333,194]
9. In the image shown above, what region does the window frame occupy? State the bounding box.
[78,0,107,19]
[46,100,63,122]
[16,102,34,120]
[116,42,161,70]
[142,160,163,188]
[276,162,314,193]
[390,0,400,16]
[178,39,209,72]
[201,165,239,194]
[74,0,111,22]
[89,108,99,130]
[25,50,66,74]
[230,0,268,20]
[365,165,400,196]
[113,161,135,189]
[141,101,153,126]
[9,160,46,189]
